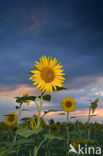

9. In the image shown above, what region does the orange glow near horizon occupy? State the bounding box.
[0,84,103,122]
[0,84,40,97]
[43,108,103,118]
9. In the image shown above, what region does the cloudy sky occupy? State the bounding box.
[0,0,103,122]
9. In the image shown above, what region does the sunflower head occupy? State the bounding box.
[23,93,30,105]
[73,139,88,147]
[29,120,36,130]
[48,122,60,134]
[29,56,65,93]
[61,96,76,113]
[4,112,17,126]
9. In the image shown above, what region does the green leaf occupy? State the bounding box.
[21,96,37,101]
[21,117,32,121]
[0,147,8,156]
[7,150,17,154]
[44,134,64,140]
[22,109,30,111]
[53,86,67,91]
[28,96,37,101]
[4,138,35,153]
[70,131,80,137]
[38,95,51,101]
[15,106,20,109]
[15,96,37,103]
[16,128,42,138]
[15,97,23,104]
[70,116,77,118]
[88,139,99,144]
[6,142,14,148]
[43,95,51,101]
[14,138,34,146]
[90,114,96,117]
[44,109,61,115]
[91,98,99,113]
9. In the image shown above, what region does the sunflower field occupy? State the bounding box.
[0,56,102,156]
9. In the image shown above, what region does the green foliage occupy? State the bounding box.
[53,86,67,91]
[38,95,51,101]
[91,98,99,113]
[43,109,61,116]
[0,120,103,156]
[15,96,37,103]
[0,93,100,156]
[17,128,42,138]
[44,134,65,140]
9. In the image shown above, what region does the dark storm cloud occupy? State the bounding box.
[0,0,103,88]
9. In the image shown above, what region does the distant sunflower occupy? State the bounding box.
[29,120,36,130]
[61,96,76,113]
[73,139,88,147]
[29,56,65,93]
[23,93,30,105]
[4,112,17,126]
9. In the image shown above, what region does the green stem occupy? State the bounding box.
[8,127,11,141]
[46,130,51,156]
[66,112,69,156]
[36,138,47,153]
[14,103,22,143]
[34,146,38,156]
[33,93,43,156]
[29,151,32,156]
[88,106,91,123]
[87,106,91,140]
[34,138,47,156]
[46,141,49,156]
[32,115,37,127]
[37,93,43,128]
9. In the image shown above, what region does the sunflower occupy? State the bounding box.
[23,93,30,105]
[73,139,88,148]
[29,120,36,130]
[29,56,65,93]
[49,123,60,133]
[4,112,17,126]
[61,96,76,113]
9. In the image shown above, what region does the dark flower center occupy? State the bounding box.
[65,101,72,108]
[8,115,15,122]
[41,67,55,83]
